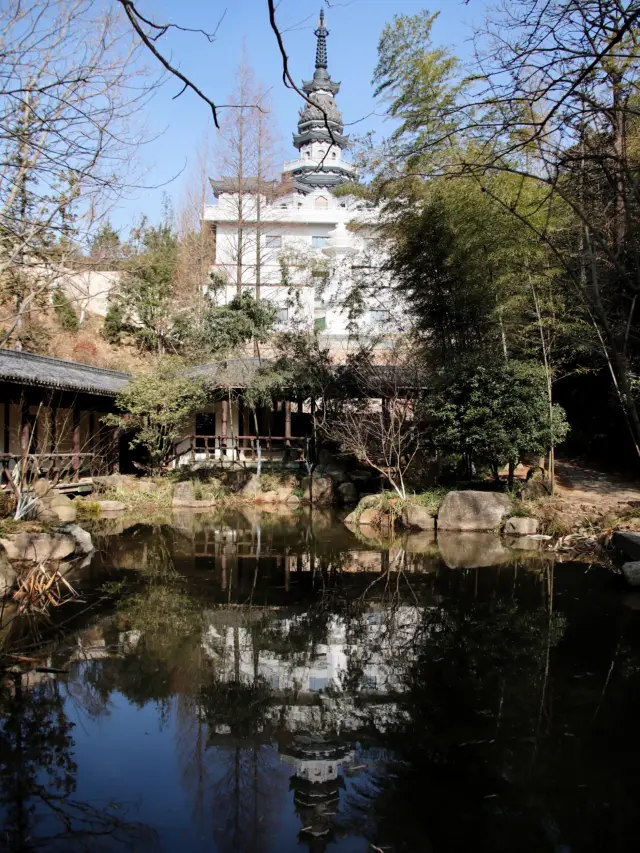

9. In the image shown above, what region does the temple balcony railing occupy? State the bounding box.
[0,451,109,491]
[171,435,309,468]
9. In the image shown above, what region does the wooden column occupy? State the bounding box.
[51,406,57,452]
[284,400,291,448]
[72,408,80,482]
[112,427,119,474]
[238,397,245,452]
[221,398,228,457]
[3,400,9,454]
[20,399,29,464]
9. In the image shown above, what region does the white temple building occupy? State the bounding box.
[203,10,401,359]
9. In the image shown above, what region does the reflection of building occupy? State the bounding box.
[202,608,421,705]
[281,735,355,843]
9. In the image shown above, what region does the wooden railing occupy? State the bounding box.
[0,452,99,491]
[172,435,307,466]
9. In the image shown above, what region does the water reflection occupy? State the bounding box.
[2,511,640,852]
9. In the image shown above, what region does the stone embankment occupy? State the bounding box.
[345,489,544,543]
[0,523,93,599]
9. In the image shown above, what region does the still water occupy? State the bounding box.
[2,508,640,853]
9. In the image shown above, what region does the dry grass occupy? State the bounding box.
[14,307,151,372]
[13,562,80,614]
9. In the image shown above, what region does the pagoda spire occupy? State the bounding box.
[314,9,328,69]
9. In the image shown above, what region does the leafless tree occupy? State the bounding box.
[0,0,157,346]
[323,346,425,497]
[212,59,282,299]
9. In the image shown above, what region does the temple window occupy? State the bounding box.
[315,196,328,210]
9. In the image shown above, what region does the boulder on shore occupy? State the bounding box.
[622,561,640,587]
[337,482,358,504]
[437,490,511,531]
[59,524,94,554]
[504,516,540,536]
[359,507,381,527]
[0,532,76,562]
[173,481,196,506]
[96,500,127,513]
[301,473,334,506]
[401,504,435,531]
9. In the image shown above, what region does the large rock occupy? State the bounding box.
[0,533,76,562]
[35,501,59,524]
[359,507,381,527]
[0,547,17,597]
[613,531,640,562]
[96,500,127,513]
[402,504,435,531]
[60,524,94,554]
[239,475,262,498]
[504,516,539,536]
[357,494,381,511]
[92,474,128,492]
[173,481,196,506]
[240,475,300,504]
[337,482,358,504]
[302,473,334,506]
[437,490,511,531]
[53,502,77,524]
[33,478,53,499]
[437,531,514,569]
[350,470,374,488]
[50,493,72,509]
[622,561,640,587]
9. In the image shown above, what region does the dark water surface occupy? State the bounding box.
[2,509,640,853]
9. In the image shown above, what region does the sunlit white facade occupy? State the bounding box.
[203,11,401,359]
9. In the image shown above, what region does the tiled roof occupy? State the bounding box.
[0,349,131,397]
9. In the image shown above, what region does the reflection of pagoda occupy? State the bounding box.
[281,734,355,848]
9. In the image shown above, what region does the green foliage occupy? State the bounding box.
[421,358,569,475]
[176,292,277,361]
[372,11,462,166]
[88,220,122,266]
[52,289,79,331]
[106,220,178,353]
[103,301,124,344]
[75,500,102,520]
[245,331,332,411]
[104,362,208,473]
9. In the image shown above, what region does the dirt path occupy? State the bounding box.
[554,461,640,510]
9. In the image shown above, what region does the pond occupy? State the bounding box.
[2,508,640,853]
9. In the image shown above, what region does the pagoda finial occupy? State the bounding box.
[314,8,328,69]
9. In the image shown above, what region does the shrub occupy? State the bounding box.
[52,289,79,331]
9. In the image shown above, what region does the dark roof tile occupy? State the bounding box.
[0,349,131,397]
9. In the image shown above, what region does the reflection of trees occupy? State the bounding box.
[0,675,149,852]
[198,676,280,853]
[360,573,570,853]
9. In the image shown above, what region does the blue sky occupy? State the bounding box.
[112,0,486,230]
